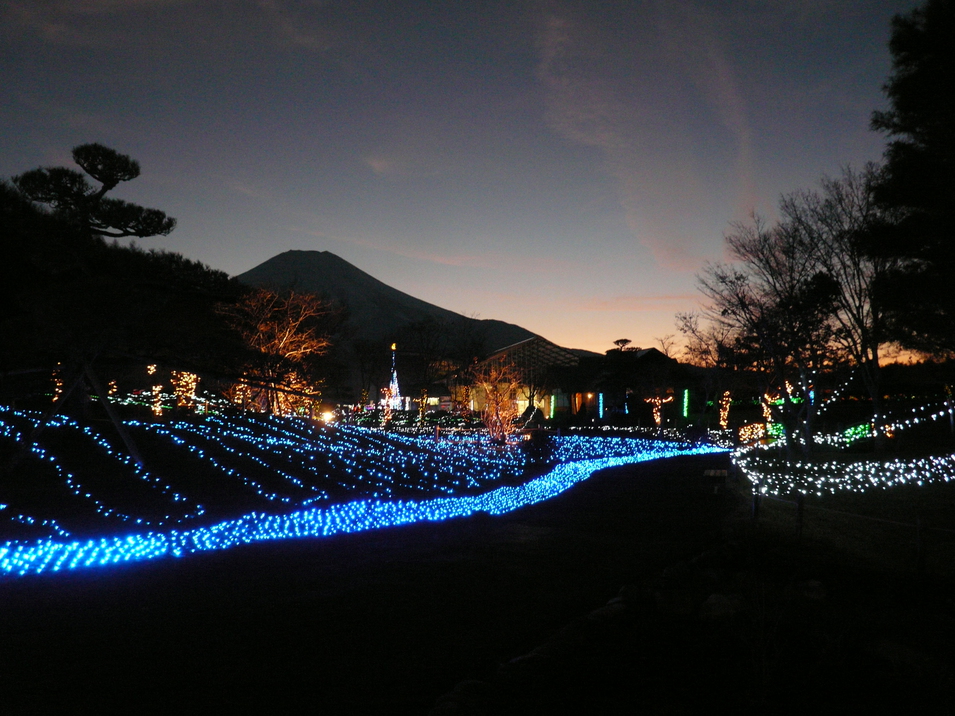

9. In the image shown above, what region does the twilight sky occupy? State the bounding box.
[1,0,917,354]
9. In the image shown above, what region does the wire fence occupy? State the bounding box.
[748,489,955,578]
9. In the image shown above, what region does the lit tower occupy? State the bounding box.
[388,343,402,410]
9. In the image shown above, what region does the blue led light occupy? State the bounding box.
[0,445,723,577]
[0,407,725,577]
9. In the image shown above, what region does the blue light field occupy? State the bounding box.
[0,408,725,577]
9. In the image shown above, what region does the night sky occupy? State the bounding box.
[1,0,917,353]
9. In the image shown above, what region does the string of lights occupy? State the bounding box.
[736,451,955,497]
[18,375,955,569]
[0,504,70,539]
[0,407,203,532]
[879,400,954,435]
[814,369,856,416]
[6,408,697,540]
[733,395,955,496]
[0,440,724,577]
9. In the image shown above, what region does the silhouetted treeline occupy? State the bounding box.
[675,0,954,456]
[0,180,250,403]
[867,0,955,355]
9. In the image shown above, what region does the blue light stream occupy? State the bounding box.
[1,445,722,577]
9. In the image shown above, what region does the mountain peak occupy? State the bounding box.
[235,250,538,350]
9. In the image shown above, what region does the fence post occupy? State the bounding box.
[947,393,954,435]
[795,494,805,540]
[916,515,926,576]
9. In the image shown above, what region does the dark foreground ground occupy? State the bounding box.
[1,454,952,714]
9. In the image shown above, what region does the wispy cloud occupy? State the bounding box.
[654,1,757,216]
[1,0,190,46]
[289,224,576,273]
[580,294,700,312]
[362,153,442,179]
[531,1,755,272]
[363,156,396,177]
[3,0,337,52]
[227,180,275,203]
[255,0,334,52]
[534,11,629,153]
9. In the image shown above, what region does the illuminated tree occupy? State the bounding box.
[12,143,176,239]
[696,213,839,454]
[718,390,731,429]
[781,164,901,437]
[219,288,335,415]
[170,371,200,410]
[471,359,522,444]
[644,392,674,429]
[676,312,750,430]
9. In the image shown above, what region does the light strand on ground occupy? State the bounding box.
[0,442,724,578]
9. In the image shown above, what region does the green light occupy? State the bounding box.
[843,423,873,443]
[682,389,689,418]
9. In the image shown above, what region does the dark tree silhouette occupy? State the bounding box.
[1,166,245,406]
[0,177,244,470]
[868,0,955,354]
[781,164,900,439]
[696,214,839,454]
[12,143,176,239]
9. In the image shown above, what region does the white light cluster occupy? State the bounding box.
[733,395,955,496]
[878,400,954,436]
[738,423,766,444]
[568,425,692,441]
[109,386,234,415]
[735,450,955,497]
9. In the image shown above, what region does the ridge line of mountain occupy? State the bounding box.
[236,249,598,356]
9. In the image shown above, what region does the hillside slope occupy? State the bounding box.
[236,250,538,352]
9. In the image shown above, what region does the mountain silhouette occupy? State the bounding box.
[235,250,540,352]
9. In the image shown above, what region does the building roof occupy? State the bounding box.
[480,336,580,370]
